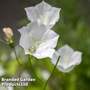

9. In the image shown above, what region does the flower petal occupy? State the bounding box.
[19,22,49,56]
[71,51,82,65]
[18,23,31,34]
[19,31,31,50]
[33,48,55,59]
[39,30,59,49]
[25,1,61,28]
[58,44,74,57]
[51,45,82,73]
[34,30,59,59]
[51,51,60,65]
[58,65,75,73]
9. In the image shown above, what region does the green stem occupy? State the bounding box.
[13,47,21,65]
[67,73,77,90]
[28,55,41,81]
[0,39,21,65]
[43,56,60,90]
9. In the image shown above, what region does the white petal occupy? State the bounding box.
[19,32,31,50]
[19,22,48,53]
[47,7,61,28]
[25,6,37,22]
[58,44,74,57]
[33,48,55,59]
[18,24,32,50]
[51,51,75,73]
[58,65,75,73]
[33,30,59,59]
[51,51,60,65]
[25,1,61,28]
[36,1,52,11]
[59,51,82,69]
[39,30,59,49]
[51,45,82,73]
[59,55,72,69]
[71,51,82,65]
[19,22,59,59]
[56,45,74,69]
[18,23,30,34]
[28,23,48,40]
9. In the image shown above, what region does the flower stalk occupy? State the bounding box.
[28,55,41,81]
[43,56,60,90]
[3,27,21,65]
[13,47,21,65]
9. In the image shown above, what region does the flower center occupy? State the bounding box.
[29,46,36,54]
[29,39,41,54]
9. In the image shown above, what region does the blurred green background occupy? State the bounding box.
[0,0,90,90]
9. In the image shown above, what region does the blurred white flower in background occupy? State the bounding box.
[20,71,31,78]
[41,70,50,80]
[0,65,5,76]
[19,22,59,59]
[0,86,13,90]
[51,45,82,72]
[10,51,15,60]
[25,1,61,29]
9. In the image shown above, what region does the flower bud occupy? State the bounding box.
[3,27,13,40]
[3,27,14,48]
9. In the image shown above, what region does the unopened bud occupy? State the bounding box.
[3,27,13,40]
[3,27,14,48]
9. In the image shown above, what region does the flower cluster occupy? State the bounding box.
[19,1,82,73]
[19,1,60,59]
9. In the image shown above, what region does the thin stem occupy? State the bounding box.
[28,55,32,66]
[60,37,63,47]
[43,56,60,90]
[0,38,21,65]
[13,47,21,65]
[28,55,41,81]
[67,73,77,90]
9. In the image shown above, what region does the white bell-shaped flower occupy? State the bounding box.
[19,22,59,59]
[25,1,61,29]
[51,45,82,72]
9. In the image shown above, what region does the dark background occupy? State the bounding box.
[0,0,90,28]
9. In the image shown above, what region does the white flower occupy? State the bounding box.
[51,45,82,73]
[0,86,13,90]
[25,1,61,28]
[41,70,50,80]
[19,22,59,59]
[21,71,31,78]
[0,65,5,76]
